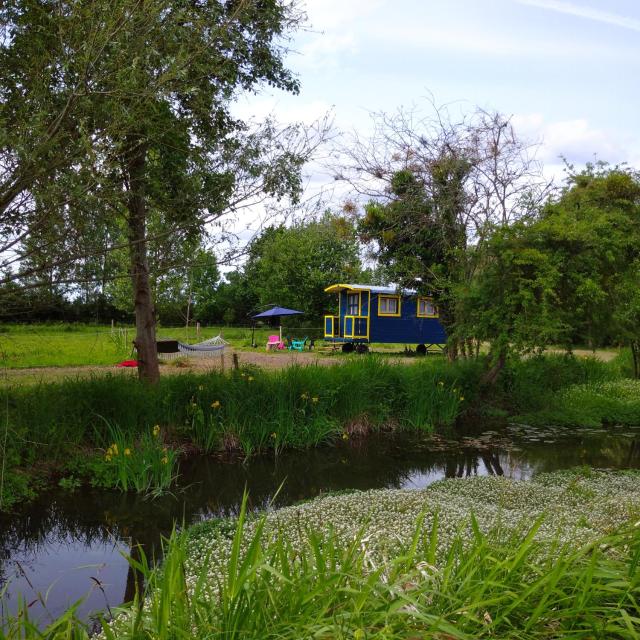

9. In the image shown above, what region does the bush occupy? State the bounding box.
[517,379,640,427]
[499,353,619,414]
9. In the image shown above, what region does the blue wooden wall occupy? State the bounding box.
[369,293,446,344]
[330,289,446,344]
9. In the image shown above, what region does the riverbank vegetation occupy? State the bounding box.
[2,351,639,511]
[0,357,476,509]
[3,469,640,638]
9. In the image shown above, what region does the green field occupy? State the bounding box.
[0,324,314,369]
[0,323,446,370]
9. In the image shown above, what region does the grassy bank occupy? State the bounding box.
[502,350,640,427]
[2,352,639,510]
[0,357,481,509]
[3,469,640,638]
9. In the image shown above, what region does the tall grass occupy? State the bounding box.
[1,352,635,508]
[1,357,479,506]
[3,495,640,639]
[502,353,640,427]
[93,421,179,495]
[500,353,618,414]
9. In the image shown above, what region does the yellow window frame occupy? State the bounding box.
[377,294,401,317]
[344,315,369,339]
[417,296,439,318]
[324,315,339,338]
[346,290,361,316]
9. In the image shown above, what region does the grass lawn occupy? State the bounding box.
[0,323,446,371]
[0,324,309,369]
[0,324,622,377]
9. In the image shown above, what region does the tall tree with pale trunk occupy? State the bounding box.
[1,0,316,381]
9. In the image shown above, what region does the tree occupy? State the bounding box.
[1,0,321,382]
[460,163,640,380]
[539,164,640,374]
[189,249,222,324]
[345,103,552,361]
[241,213,364,322]
[207,270,258,325]
[456,222,565,383]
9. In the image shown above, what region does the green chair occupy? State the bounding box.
[289,337,307,352]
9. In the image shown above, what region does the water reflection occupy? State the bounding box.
[2,424,640,622]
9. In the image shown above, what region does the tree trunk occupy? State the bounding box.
[466,337,475,359]
[481,349,506,386]
[632,340,640,380]
[447,339,458,362]
[125,139,160,384]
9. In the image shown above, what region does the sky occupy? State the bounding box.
[234,0,640,203]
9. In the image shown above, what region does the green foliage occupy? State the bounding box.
[458,222,566,358]
[539,164,640,351]
[1,358,480,508]
[57,476,81,491]
[214,213,365,324]
[500,353,617,414]
[1,0,313,382]
[466,164,640,366]
[0,352,635,510]
[517,379,640,427]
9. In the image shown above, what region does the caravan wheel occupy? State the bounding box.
[416,344,427,356]
[342,342,355,353]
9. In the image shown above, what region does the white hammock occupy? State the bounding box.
[178,334,228,356]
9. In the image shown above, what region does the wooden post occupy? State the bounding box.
[196,322,201,337]
[111,319,115,335]
[220,351,225,372]
[232,353,239,370]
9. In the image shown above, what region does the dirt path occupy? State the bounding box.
[544,348,619,362]
[2,346,619,386]
[0,348,343,385]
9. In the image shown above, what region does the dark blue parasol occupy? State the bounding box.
[252,306,304,319]
[251,306,304,345]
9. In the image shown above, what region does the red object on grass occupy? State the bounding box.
[117,360,138,367]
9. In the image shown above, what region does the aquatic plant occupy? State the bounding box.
[94,421,179,494]
[5,470,639,639]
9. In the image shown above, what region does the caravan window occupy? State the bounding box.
[378,295,400,316]
[417,297,438,318]
[347,293,360,316]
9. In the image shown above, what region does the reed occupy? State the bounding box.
[1,353,632,509]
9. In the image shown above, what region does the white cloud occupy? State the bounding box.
[302,0,383,31]
[365,21,629,60]
[516,0,640,33]
[512,113,634,179]
[232,96,334,126]
[300,32,358,68]
[293,0,383,69]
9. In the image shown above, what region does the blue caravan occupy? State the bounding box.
[324,283,447,353]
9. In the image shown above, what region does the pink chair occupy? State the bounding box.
[266,335,282,351]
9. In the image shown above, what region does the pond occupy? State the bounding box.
[2,422,640,624]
